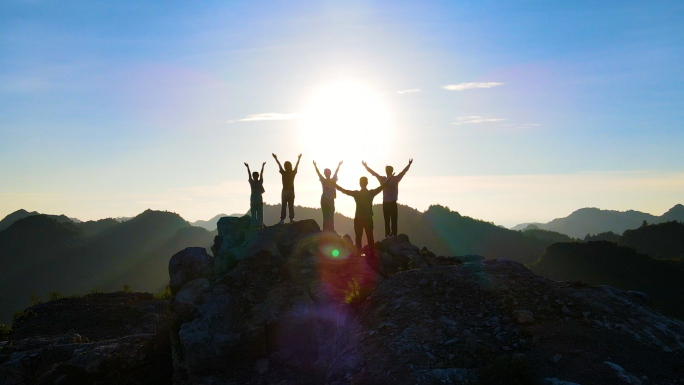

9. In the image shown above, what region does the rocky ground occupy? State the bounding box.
[0,292,171,385]
[2,217,683,384]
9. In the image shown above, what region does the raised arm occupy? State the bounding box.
[333,160,343,179]
[294,153,302,172]
[244,162,252,180]
[272,153,283,172]
[260,162,266,181]
[313,160,324,180]
[334,183,354,197]
[396,158,413,180]
[372,173,395,195]
[362,160,381,180]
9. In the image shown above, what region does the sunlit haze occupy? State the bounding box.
[1,1,683,227]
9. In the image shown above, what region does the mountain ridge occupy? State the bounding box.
[512,204,684,238]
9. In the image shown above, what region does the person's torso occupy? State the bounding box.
[249,180,264,203]
[321,176,337,199]
[281,170,296,190]
[354,190,375,220]
[379,176,400,202]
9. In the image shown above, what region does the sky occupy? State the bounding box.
[1,0,683,227]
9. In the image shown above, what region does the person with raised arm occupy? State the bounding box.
[314,160,343,232]
[362,158,413,238]
[272,153,302,224]
[244,161,266,229]
[335,173,394,259]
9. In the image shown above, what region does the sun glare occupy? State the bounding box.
[300,81,391,166]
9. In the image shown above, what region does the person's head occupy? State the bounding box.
[359,176,368,188]
[324,168,331,178]
[284,161,292,171]
[385,165,394,176]
[252,171,259,180]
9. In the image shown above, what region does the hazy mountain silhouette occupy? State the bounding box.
[583,231,621,243]
[620,221,684,260]
[0,209,74,231]
[191,213,240,230]
[76,218,120,237]
[512,204,684,238]
[0,210,213,322]
[530,241,684,318]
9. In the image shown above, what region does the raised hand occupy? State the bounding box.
[298,153,302,159]
[262,162,266,166]
[313,160,317,166]
[244,162,249,167]
[362,160,367,167]
[339,160,343,166]
[272,153,278,159]
[409,158,413,164]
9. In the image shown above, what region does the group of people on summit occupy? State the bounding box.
[244,154,413,257]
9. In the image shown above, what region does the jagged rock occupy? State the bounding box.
[213,219,320,275]
[168,247,213,295]
[375,234,427,276]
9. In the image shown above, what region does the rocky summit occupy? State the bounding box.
[2,216,683,384]
[168,217,684,385]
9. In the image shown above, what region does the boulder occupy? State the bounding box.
[168,247,213,295]
[375,234,427,277]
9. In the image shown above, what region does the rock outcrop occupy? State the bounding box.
[0,292,171,385]
[169,220,684,384]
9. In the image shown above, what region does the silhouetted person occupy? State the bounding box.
[314,160,343,232]
[363,159,413,238]
[335,174,394,258]
[273,153,302,224]
[245,162,266,229]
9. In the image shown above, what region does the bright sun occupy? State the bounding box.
[300,81,391,166]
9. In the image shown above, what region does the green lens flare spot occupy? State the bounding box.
[332,249,340,258]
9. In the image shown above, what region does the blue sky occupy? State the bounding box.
[1,0,683,226]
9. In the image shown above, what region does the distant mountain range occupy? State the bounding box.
[2,203,683,322]
[512,204,684,238]
[0,210,214,322]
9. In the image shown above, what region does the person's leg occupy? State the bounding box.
[257,204,264,228]
[250,204,258,229]
[330,199,336,232]
[321,197,330,231]
[365,220,375,257]
[288,190,295,220]
[280,190,287,221]
[390,201,398,236]
[354,217,363,253]
[383,202,391,238]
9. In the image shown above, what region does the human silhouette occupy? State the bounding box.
[335,174,394,258]
[245,162,266,229]
[314,160,343,232]
[363,159,413,238]
[272,153,302,224]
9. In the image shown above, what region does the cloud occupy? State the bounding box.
[235,112,300,122]
[442,82,503,91]
[454,116,505,125]
[396,89,421,95]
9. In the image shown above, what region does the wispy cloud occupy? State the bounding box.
[396,89,421,95]
[442,82,503,91]
[237,112,300,122]
[454,116,505,125]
